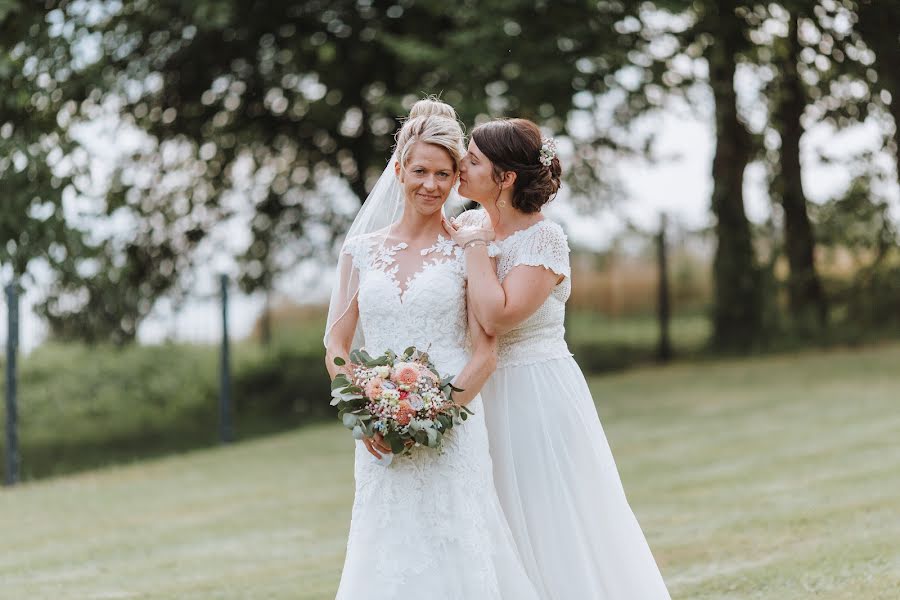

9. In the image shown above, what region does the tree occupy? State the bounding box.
[852,1,900,188]
[763,2,828,329]
[0,1,90,285]
[706,1,764,349]
[616,1,764,349]
[33,0,634,342]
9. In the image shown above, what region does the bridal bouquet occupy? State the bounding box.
[330,346,473,456]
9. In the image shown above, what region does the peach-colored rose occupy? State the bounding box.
[395,400,415,426]
[365,378,384,399]
[391,362,421,386]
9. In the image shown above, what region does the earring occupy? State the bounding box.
[498,199,507,208]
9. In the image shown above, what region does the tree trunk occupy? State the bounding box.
[261,286,272,347]
[889,85,900,190]
[855,2,900,191]
[708,1,762,351]
[772,14,827,329]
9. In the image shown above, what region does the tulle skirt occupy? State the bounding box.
[335,395,543,600]
[481,357,671,599]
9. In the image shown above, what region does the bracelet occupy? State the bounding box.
[463,239,488,250]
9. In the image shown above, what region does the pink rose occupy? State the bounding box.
[391,362,421,386]
[365,378,384,400]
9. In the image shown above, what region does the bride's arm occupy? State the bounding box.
[449,301,499,406]
[325,251,360,380]
[324,290,392,458]
[326,305,391,458]
[463,243,561,336]
[324,296,357,380]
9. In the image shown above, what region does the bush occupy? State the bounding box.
[0,337,333,481]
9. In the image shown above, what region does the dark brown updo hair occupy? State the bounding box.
[470,118,562,213]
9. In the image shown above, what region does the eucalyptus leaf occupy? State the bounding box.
[388,435,405,454]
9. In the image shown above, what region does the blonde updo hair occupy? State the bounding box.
[394,98,464,171]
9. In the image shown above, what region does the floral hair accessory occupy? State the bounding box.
[539,137,557,167]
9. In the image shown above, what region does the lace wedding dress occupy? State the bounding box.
[457,210,671,599]
[334,233,543,600]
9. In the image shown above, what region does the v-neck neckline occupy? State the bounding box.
[372,235,459,303]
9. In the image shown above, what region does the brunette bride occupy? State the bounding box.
[446,117,671,599]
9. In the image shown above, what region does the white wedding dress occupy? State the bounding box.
[457,210,672,599]
[334,233,543,600]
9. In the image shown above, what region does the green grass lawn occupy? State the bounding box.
[2,343,899,599]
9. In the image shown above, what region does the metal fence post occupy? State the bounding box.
[219,274,234,444]
[657,214,673,362]
[5,281,20,486]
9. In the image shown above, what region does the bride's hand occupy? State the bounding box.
[363,432,392,459]
[442,216,494,248]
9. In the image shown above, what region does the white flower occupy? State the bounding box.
[539,137,557,166]
[381,389,400,404]
[374,365,391,379]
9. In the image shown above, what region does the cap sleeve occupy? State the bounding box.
[341,234,373,271]
[506,221,570,279]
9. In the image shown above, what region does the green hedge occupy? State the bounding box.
[0,339,332,481]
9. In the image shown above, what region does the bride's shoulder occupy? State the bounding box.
[343,228,392,249]
[533,219,568,244]
[342,228,409,269]
[507,218,569,250]
[341,230,382,262]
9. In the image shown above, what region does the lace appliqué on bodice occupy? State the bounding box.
[339,232,502,598]
[457,210,573,368]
